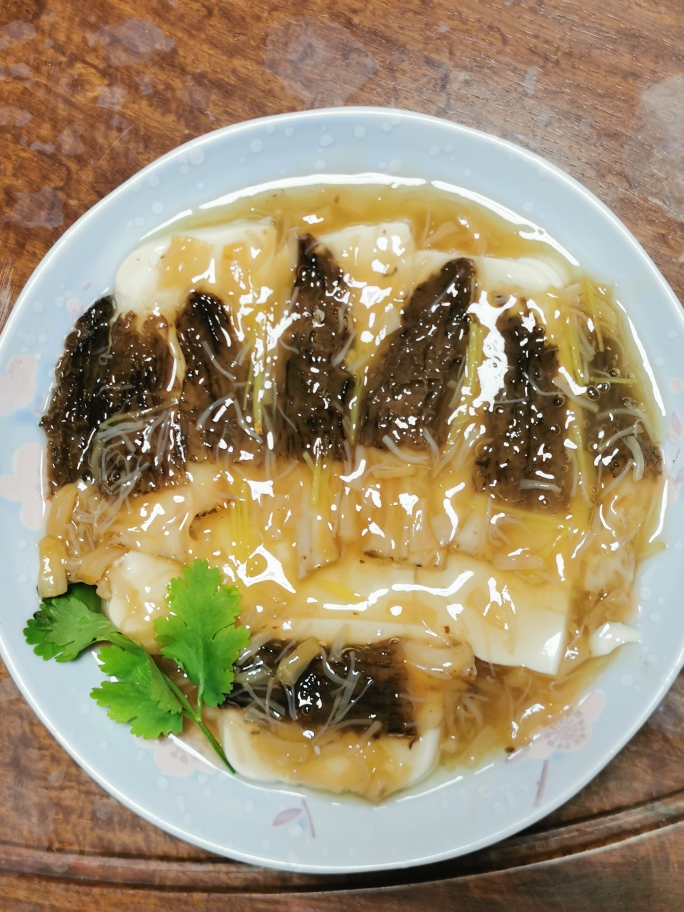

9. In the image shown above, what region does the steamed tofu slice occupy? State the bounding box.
[475,255,570,294]
[321,220,415,290]
[274,549,421,629]
[319,223,479,371]
[320,223,477,368]
[255,549,569,675]
[414,553,569,675]
[108,487,195,563]
[589,621,640,657]
[180,221,297,347]
[114,219,296,434]
[113,217,298,383]
[218,707,441,800]
[355,471,445,568]
[319,222,417,372]
[412,249,571,296]
[114,238,173,318]
[114,219,277,320]
[100,551,182,652]
[245,550,425,646]
[107,463,236,563]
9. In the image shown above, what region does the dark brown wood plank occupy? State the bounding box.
[1,822,684,911]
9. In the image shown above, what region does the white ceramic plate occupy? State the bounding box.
[1,107,683,873]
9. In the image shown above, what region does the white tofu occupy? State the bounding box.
[414,553,570,675]
[256,549,569,674]
[183,219,275,257]
[279,550,422,641]
[102,551,182,652]
[114,238,171,317]
[590,621,641,657]
[318,222,417,370]
[320,221,415,281]
[107,465,234,563]
[218,707,441,800]
[114,218,277,321]
[475,255,570,293]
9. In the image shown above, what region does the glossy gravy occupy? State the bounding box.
[38,178,665,799]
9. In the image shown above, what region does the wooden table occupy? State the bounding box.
[2,0,684,907]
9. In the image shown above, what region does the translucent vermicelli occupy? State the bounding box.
[38,181,665,800]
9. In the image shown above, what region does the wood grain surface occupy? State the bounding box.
[2,0,684,908]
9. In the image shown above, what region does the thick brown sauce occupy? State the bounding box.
[38,181,666,795]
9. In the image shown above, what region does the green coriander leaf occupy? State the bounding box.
[24,617,63,660]
[24,585,122,662]
[69,582,102,613]
[46,600,115,660]
[155,559,249,707]
[24,567,242,769]
[92,681,183,739]
[97,641,183,715]
[91,643,183,739]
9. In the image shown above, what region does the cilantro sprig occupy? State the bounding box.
[24,560,249,772]
[25,582,129,660]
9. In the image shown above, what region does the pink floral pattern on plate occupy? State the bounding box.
[506,691,605,807]
[526,690,606,759]
[272,798,316,838]
[0,354,37,416]
[65,297,83,321]
[664,411,684,499]
[0,441,44,529]
[138,734,219,777]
